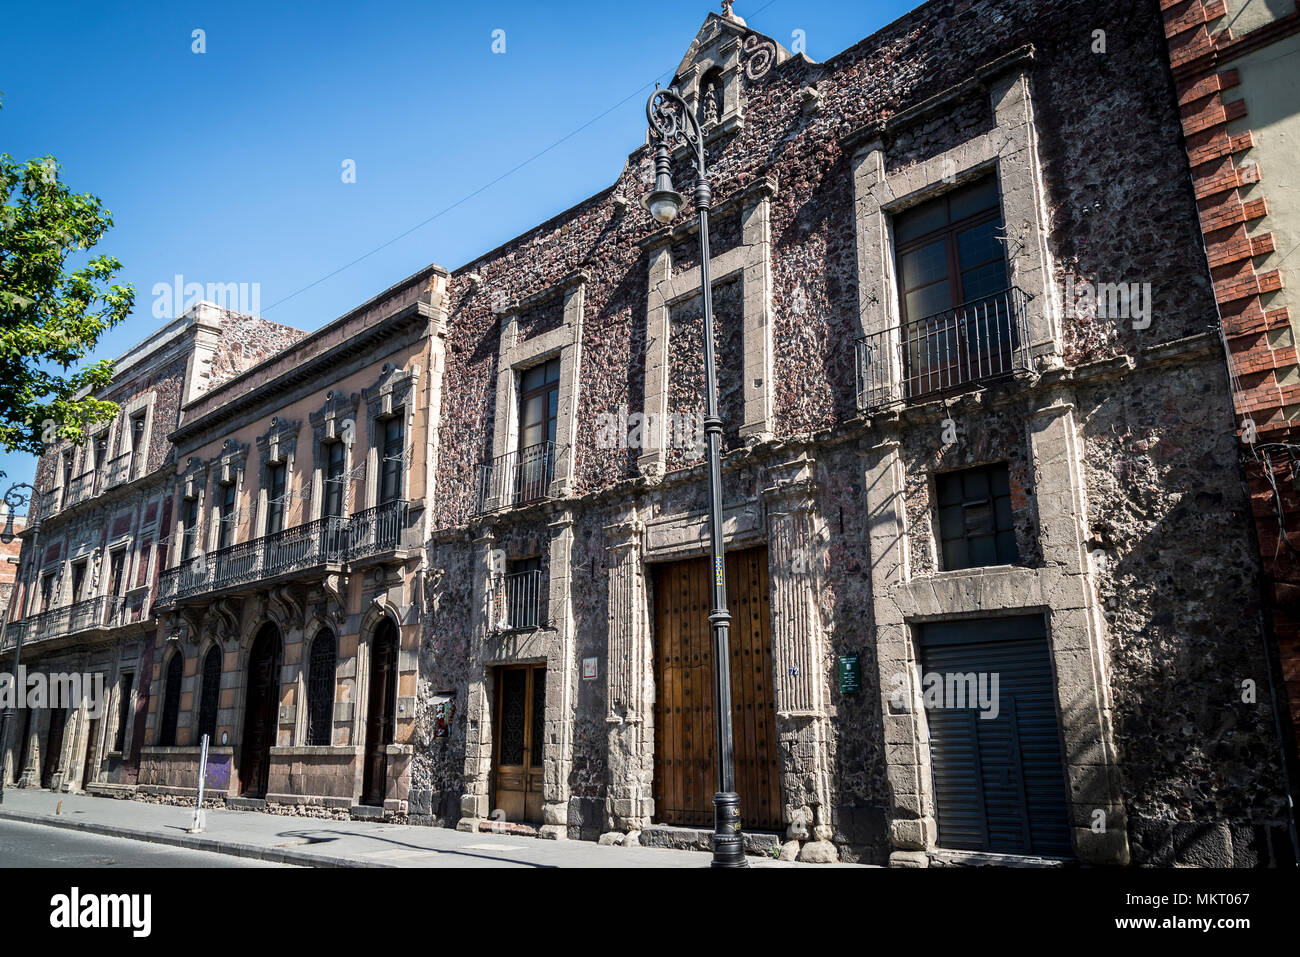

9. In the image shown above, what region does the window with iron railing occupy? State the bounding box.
[181,496,200,560]
[266,463,287,536]
[489,559,544,632]
[217,482,237,549]
[380,415,404,505]
[323,440,345,520]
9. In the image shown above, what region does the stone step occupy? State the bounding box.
[638,823,782,857]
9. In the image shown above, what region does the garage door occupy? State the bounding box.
[919,616,1072,857]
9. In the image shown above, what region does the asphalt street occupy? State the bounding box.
[0,818,293,868]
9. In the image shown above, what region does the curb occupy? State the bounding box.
[0,809,386,868]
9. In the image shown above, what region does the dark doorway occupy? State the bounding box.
[239,624,282,798]
[492,664,546,823]
[81,716,100,790]
[14,707,33,785]
[652,547,782,830]
[361,619,398,806]
[41,707,68,789]
[919,615,1073,857]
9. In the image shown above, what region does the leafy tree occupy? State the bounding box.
[0,115,135,465]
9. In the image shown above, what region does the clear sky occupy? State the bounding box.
[0,0,917,492]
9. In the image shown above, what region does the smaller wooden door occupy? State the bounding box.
[41,707,68,789]
[493,664,545,823]
[14,708,33,785]
[81,717,100,790]
[362,621,398,806]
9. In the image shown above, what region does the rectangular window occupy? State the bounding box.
[181,496,199,560]
[379,416,404,505]
[129,412,147,476]
[266,463,287,535]
[39,572,54,612]
[323,441,345,519]
[70,560,88,604]
[516,358,560,503]
[92,432,109,472]
[108,549,127,597]
[217,482,237,549]
[112,673,133,752]
[935,463,1020,570]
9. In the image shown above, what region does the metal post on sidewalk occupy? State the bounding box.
[189,733,209,833]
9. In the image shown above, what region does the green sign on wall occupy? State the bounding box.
[838,654,861,695]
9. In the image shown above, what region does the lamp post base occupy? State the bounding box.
[710,791,748,868]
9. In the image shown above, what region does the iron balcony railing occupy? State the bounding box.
[159,516,351,604]
[487,569,545,632]
[477,442,556,514]
[855,286,1032,412]
[63,470,99,508]
[348,500,410,561]
[34,491,60,521]
[105,453,132,489]
[0,592,144,651]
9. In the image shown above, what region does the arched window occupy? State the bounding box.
[307,629,336,746]
[197,646,221,745]
[158,652,183,747]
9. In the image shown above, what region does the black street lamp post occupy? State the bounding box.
[0,483,39,805]
[643,85,747,868]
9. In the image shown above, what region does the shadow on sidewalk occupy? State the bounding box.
[272,827,557,868]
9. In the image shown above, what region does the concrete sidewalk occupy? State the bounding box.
[0,790,842,868]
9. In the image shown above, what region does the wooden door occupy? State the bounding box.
[14,707,33,785]
[652,547,781,830]
[239,625,281,798]
[492,664,546,823]
[41,707,68,789]
[362,620,398,806]
[81,717,100,790]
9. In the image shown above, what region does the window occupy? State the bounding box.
[323,441,345,520]
[112,673,133,752]
[306,630,336,746]
[517,359,560,503]
[157,653,183,747]
[39,573,54,612]
[92,432,108,473]
[108,549,127,597]
[61,457,73,493]
[70,560,88,604]
[895,176,1006,322]
[266,462,287,535]
[217,482,237,549]
[504,556,543,631]
[129,411,147,476]
[197,646,221,746]
[181,496,200,560]
[379,415,404,505]
[935,463,1020,570]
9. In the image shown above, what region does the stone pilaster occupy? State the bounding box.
[602,507,654,832]
[456,527,497,828]
[539,510,576,839]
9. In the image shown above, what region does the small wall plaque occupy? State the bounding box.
[582,657,598,681]
[838,654,861,695]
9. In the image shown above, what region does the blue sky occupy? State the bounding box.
[0,0,917,490]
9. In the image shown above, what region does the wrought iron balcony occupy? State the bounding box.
[348,500,411,562]
[63,470,99,508]
[855,287,1031,412]
[159,516,351,605]
[477,442,556,514]
[105,453,132,489]
[486,569,545,632]
[34,491,61,521]
[0,592,143,651]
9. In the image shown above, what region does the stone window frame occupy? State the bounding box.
[928,458,1023,572]
[118,391,158,482]
[83,420,114,479]
[255,417,300,537]
[206,440,248,552]
[640,177,775,476]
[174,457,209,564]
[489,272,586,499]
[309,390,360,522]
[362,363,421,510]
[847,46,1061,411]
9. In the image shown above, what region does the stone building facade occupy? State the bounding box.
[1,303,305,797]
[411,1,1296,866]
[2,0,1296,869]
[138,268,448,817]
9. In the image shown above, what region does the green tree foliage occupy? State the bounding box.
[0,142,135,460]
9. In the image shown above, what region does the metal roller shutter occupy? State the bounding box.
[919,616,1073,857]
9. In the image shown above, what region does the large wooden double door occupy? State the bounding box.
[362,620,398,806]
[652,547,782,831]
[239,625,282,798]
[492,664,546,823]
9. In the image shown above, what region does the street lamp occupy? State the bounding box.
[0,482,39,804]
[643,85,746,868]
